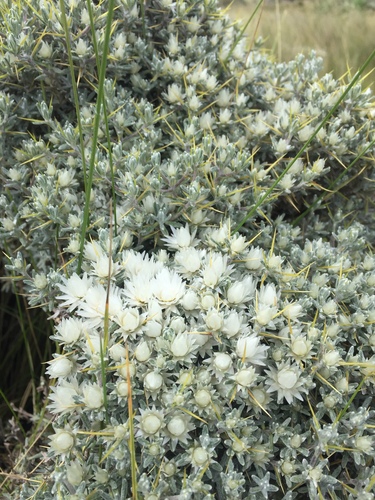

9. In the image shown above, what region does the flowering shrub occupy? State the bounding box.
[0,0,374,286]
[0,0,375,498]
[19,220,375,499]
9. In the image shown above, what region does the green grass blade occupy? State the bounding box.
[77,0,116,273]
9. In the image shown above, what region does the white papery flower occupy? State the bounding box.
[91,255,120,279]
[57,272,93,311]
[49,428,75,455]
[227,276,256,305]
[54,317,83,344]
[48,380,80,414]
[165,414,194,446]
[46,356,73,378]
[162,224,198,250]
[255,303,277,326]
[122,250,163,279]
[245,247,263,270]
[174,247,203,274]
[283,302,303,320]
[78,285,122,327]
[82,383,104,409]
[124,273,154,306]
[202,253,231,288]
[236,334,269,365]
[258,283,278,307]
[205,309,223,331]
[115,307,141,334]
[66,460,84,486]
[222,311,246,338]
[136,407,165,437]
[265,361,307,404]
[170,333,196,361]
[151,268,186,306]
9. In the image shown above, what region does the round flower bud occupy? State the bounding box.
[290,435,302,449]
[144,321,162,338]
[50,429,75,454]
[116,381,129,397]
[323,350,341,367]
[192,447,209,466]
[200,293,216,310]
[66,461,84,486]
[323,395,336,408]
[170,334,192,358]
[205,309,223,331]
[163,461,177,477]
[182,290,199,310]
[167,416,187,437]
[144,372,163,392]
[135,341,151,362]
[355,436,373,453]
[235,368,256,387]
[277,369,298,389]
[141,414,163,435]
[213,352,232,371]
[109,343,126,361]
[195,389,211,407]
[47,356,73,378]
[291,338,310,358]
[281,461,295,475]
[336,376,348,393]
[83,384,104,409]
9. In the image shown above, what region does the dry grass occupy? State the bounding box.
[228,0,375,90]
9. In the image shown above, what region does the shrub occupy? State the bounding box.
[0,0,375,498]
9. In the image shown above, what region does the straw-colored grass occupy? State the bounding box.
[228,0,375,90]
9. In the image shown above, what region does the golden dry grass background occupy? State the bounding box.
[228,0,375,90]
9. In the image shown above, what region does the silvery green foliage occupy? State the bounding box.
[0,0,374,288]
[20,220,375,499]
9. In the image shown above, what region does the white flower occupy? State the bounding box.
[162,224,198,250]
[234,367,257,388]
[75,38,89,56]
[245,247,263,270]
[48,380,80,414]
[170,333,196,360]
[205,309,223,331]
[38,41,53,58]
[202,253,231,288]
[46,356,73,378]
[227,276,256,305]
[54,318,83,344]
[174,248,203,274]
[166,83,184,103]
[124,273,153,306]
[143,371,164,395]
[49,428,75,455]
[66,460,84,486]
[258,283,278,307]
[57,273,93,311]
[236,335,269,365]
[115,308,141,334]
[181,290,199,311]
[33,273,47,290]
[265,362,307,404]
[135,341,152,362]
[223,311,246,338]
[136,407,165,437]
[283,302,303,320]
[82,383,104,409]
[91,255,120,279]
[200,112,214,130]
[255,303,277,326]
[194,389,212,408]
[165,414,193,445]
[78,285,122,327]
[151,268,186,306]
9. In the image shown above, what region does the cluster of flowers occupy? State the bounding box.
[18,220,375,499]
[0,0,374,284]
